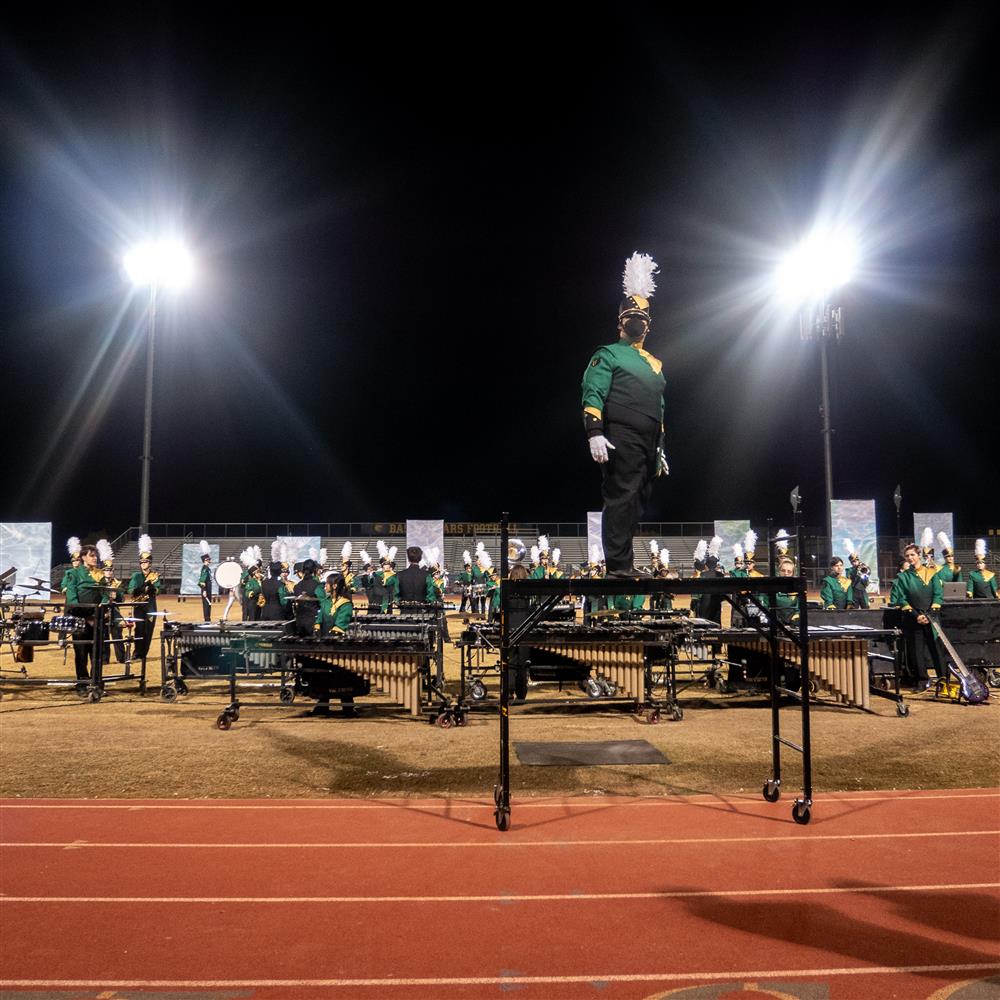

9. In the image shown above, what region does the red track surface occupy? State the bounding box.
[2,790,999,999]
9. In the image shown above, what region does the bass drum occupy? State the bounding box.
[215,560,243,591]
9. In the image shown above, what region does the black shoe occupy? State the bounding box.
[309,702,332,717]
[606,569,637,579]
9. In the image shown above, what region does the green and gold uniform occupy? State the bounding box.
[243,575,263,620]
[127,568,162,660]
[820,574,853,610]
[327,596,354,634]
[198,563,212,622]
[967,569,998,600]
[65,564,105,681]
[581,339,665,574]
[377,569,398,613]
[890,566,944,685]
[936,562,963,584]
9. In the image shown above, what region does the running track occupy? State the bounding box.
[2,790,999,999]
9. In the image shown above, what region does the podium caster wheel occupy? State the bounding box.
[792,801,811,825]
[88,689,102,704]
[216,713,232,731]
[454,710,468,727]
[160,684,177,703]
[495,808,510,832]
[763,780,781,803]
[435,712,453,729]
[175,680,189,696]
[470,680,487,701]
[584,678,602,698]
[896,701,909,717]
[645,708,661,725]
[670,706,684,722]
[280,687,295,705]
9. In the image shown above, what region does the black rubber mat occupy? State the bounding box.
[514,739,670,766]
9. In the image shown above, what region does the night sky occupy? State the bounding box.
[2,8,998,543]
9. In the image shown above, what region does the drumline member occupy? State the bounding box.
[458,552,474,613]
[243,564,264,620]
[890,542,944,691]
[291,559,324,637]
[305,572,357,716]
[375,544,399,613]
[64,542,103,686]
[95,540,128,665]
[197,540,213,622]
[126,534,161,670]
[61,537,82,595]
[260,554,291,620]
[967,539,998,599]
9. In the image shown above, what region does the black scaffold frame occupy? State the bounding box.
[493,513,813,831]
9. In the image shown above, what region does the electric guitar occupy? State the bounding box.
[927,613,989,704]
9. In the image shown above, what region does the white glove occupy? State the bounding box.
[589,435,616,463]
[656,447,670,477]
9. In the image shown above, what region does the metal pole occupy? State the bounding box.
[139,284,158,533]
[495,511,511,831]
[818,332,834,555]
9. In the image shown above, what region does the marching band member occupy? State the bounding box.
[890,542,944,691]
[291,559,324,636]
[582,252,667,577]
[936,533,963,584]
[967,539,998,599]
[919,527,936,571]
[742,531,762,579]
[375,544,399,612]
[198,540,213,622]
[530,537,548,580]
[65,542,103,685]
[473,541,489,613]
[729,544,746,579]
[61,537,82,595]
[458,551,474,613]
[244,565,264,620]
[261,544,291,620]
[397,546,432,605]
[126,534,161,669]
[97,540,127,664]
[820,556,852,610]
[842,539,871,609]
[340,542,355,592]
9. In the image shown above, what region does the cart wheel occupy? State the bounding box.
[436,711,453,729]
[987,668,1000,689]
[231,708,240,722]
[598,678,614,696]
[670,706,684,722]
[175,679,189,696]
[645,708,661,725]
[605,682,618,698]
[279,687,295,705]
[454,710,468,727]
[494,807,511,832]
[792,800,811,824]
[160,684,177,703]
[715,678,728,694]
[762,780,781,802]
[216,713,232,731]
[585,678,602,698]
[896,701,910,717]
[470,680,487,701]
[88,688,102,704]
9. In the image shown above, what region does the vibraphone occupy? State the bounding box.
[709,623,902,712]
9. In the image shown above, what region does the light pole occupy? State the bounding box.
[123,238,194,533]
[775,228,857,556]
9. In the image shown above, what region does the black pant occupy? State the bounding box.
[601,420,658,573]
[72,622,94,680]
[902,615,943,682]
[201,591,212,622]
[133,614,156,661]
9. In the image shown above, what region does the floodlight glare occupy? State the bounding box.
[774,228,858,307]
[123,238,194,289]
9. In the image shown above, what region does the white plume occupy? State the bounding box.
[975,538,987,558]
[537,534,549,554]
[240,548,254,568]
[138,534,152,557]
[318,547,327,566]
[937,532,952,552]
[341,541,352,561]
[662,548,670,566]
[743,529,757,555]
[252,546,262,564]
[475,541,485,555]
[732,543,744,560]
[359,549,371,566]
[843,538,855,557]
[708,535,723,558]
[480,551,493,570]
[530,545,540,564]
[649,540,659,557]
[67,536,81,557]
[387,545,397,563]
[921,527,934,550]
[271,541,282,562]
[552,547,561,566]
[199,539,210,556]
[309,547,319,562]
[463,549,471,565]
[589,544,601,564]
[97,539,114,564]
[377,539,388,559]
[419,557,428,568]
[279,542,288,564]
[692,539,707,563]
[774,529,790,554]
[622,251,658,299]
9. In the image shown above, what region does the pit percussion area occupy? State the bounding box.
[2,596,999,999]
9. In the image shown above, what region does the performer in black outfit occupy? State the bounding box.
[291,559,323,636]
[581,252,668,576]
[260,561,288,620]
[396,547,432,605]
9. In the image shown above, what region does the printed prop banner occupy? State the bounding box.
[912,513,954,566]
[587,512,604,562]
[276,536,322,583]
[181,543,220,595]
[406,520,444,564]
[831,499,879,593]
[0,522,52,597]
[714,520,750,570]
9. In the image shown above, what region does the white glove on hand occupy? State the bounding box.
[656,447,670,477]
[589,435,616,463]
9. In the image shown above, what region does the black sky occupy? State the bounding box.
[1,7,998,543]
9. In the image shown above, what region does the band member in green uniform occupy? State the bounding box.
[127,534,161,668]
[820,557,852,610]
[766,556,802,691]
[843,540,871,609]
[967,539,998,599]
[458,551,474,613]
[65,542,103,685]
[582,252,668,576]
[890,542,944,690]
[61,537,82,594]
[936,533,963,584]
[98,541,127,664]
[243,565,264,620]
[198,540,213,622]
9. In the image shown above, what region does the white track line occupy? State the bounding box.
[3,829,998,849]
[3,881,997,904]
[2,791,997,810]
[2,963,998,989]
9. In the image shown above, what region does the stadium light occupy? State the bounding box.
[124,236,195,533]
[774,227,858,309]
